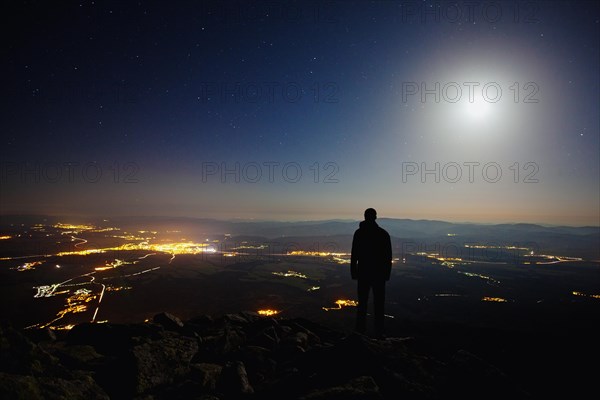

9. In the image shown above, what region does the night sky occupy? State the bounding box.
[1,0,598,225]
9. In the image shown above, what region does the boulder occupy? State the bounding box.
[300,375,381,400]
[191,362,223,391]
[153,312,184,331]
[67,322,162,355]
[0,371,109,400]
[0,322,59,375]
[218,361,254,395]
[131,332,199,394]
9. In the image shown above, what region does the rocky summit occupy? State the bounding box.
[1,312,528,399]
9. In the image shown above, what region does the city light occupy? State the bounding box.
[49,324,75,331]
[53,223,95,231]
[482,297,509,303]
[287,250,351,264]
[322,299,358,311]
[257,309,280,316]
[272,270,308,279]
[572,291,600,299]
[15,261,42,271]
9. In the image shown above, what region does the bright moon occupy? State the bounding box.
[464,97,491,120]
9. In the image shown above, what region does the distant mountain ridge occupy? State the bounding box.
[1,214,598,237]
[1,215,598,259]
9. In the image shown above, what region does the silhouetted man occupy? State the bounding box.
[351,208,392,337]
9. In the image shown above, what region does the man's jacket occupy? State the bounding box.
[350,220,392,281]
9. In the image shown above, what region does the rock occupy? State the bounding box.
[67,322,162,355]
[1,313,529,399]
[248,326,279,350]
[218,361,254,395]
[0,322,59,375]
[223,311,261,325]
[23,327,56,343]
[131,332,199,394]
[217,326,246,355]
[300,375,381,400]
[239,345,277,387]
[288,318,341,344]
[0,371,109,400]
[153,312,184,331]
[187,314,214,328]
[40,372,110,399]
[277,325,293,336]
[447,349,529,399]
[289,321,321,346]
[240,345,276,371]
[223,313,251,325]
[190,363,222,391]
[282,331,309,351]
[0,373,42,400]
[53,344,105,371]
[379,366,437,399]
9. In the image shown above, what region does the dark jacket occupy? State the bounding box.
[350,220,392,281]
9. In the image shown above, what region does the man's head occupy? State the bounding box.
[364,208,377,221]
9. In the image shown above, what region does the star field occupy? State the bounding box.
[1,0,598,225]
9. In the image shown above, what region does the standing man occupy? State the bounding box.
[351,208,392,337]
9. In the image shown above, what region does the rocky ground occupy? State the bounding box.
[1,312,530,399]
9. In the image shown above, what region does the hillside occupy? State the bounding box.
[1,312,530,400]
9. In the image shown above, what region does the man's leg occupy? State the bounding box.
[373,280,386,337]
[356,279,370,334]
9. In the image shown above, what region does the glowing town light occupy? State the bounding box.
[272,270,308,279]
[16,261,42,271]
[481,297,508,302]
[49,325,75,331]
[257,309,280,316]
[322,299,358,311]
[53,223,95,230]
[572,291,600,299]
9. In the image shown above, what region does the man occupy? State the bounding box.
[351,208,392,337]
